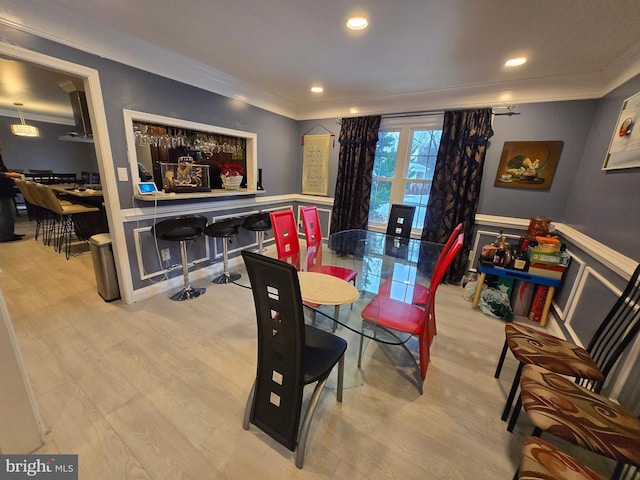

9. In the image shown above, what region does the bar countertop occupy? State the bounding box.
[133,188,265,201]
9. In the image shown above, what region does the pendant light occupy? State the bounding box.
[11,103,40,137]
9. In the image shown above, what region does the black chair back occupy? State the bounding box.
[386,204,416,239]
[242,250,305,450]
[586,263,640,392]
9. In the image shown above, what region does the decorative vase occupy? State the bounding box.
[221,174,243,190]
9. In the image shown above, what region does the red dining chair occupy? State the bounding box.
[300,206,357,330]
[301,206,357,283]
[358,233,464,393]
[379,222,463,309]
[269,209,301,269]
[269,209,322,320]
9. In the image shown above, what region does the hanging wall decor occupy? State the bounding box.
[603,91,640,170]
[302,134,331,195]
[494,140,564,190]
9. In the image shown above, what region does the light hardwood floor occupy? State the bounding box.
[0,215,614,479]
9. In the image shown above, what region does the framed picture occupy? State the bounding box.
[603,91,640,170]
[494,141,564,190]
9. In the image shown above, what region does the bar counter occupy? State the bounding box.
[133,188,265,201]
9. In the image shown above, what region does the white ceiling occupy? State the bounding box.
[2,0,640,122]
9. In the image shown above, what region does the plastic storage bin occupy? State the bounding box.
[89,233,120,301]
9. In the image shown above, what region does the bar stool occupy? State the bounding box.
[242,212,272,253]
[204,217,245,284]
[152,215,207,301]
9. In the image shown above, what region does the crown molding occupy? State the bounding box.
[2,0,640,122]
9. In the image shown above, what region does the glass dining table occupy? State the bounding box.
[235,229,444,387]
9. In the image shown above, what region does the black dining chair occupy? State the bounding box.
[386,204,416,239]
[241,250,347,469]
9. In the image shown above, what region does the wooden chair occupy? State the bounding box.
[358,232,464,393]
[241,250,347,468]
[386,204,416,239]
[498,263,640,430]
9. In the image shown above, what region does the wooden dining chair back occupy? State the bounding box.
[241,250,347,469]
[499,263,640,429]
[386,204,416,239]
[358,232,464,393]
[269,209,301,269]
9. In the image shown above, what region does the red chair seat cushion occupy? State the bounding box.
[311,265,357,283]
[361,295,424,334]
[520,364,640,467]
[505,323,604,381]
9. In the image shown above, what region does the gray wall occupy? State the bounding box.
[0,117,98,175]
[479,101,598,222]
[2,22,639,262]
[0,24,300,207]
[564,75,640,261]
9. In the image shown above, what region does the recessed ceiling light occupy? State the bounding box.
[346,16,369,30]
[505,57,527,67]
[310,86,324,93]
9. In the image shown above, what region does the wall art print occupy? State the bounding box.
[494,140,564,190]
[603,90,640,170]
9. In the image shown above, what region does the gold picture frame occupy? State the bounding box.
[494,141,564,190]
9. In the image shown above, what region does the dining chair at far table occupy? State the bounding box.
[386,204,416,239]
[301,206,358,329]
[498,263,640,431]
[517,364,640,480]
[358,232,464,394]
[241,250,347,469]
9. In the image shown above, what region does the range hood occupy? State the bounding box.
[58,81,94,143]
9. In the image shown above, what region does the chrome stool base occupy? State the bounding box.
[213,271,241,284]
[170,286,206,301]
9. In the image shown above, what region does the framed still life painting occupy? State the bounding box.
[494,141,564,190]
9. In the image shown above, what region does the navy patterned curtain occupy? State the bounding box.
[329,115,381,235]
[421,108,494,283]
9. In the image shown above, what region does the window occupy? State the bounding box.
[369,116,443,232]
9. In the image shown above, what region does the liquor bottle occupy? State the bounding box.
[493,231,507,267]
[511,239,530,271]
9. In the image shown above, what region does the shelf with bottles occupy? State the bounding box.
[124,109,260,194]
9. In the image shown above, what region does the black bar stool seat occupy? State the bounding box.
[242,212,272,253]
[205,217,245,284]
[152,215,207,301]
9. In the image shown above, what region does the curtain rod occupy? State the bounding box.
[379,105,520,119]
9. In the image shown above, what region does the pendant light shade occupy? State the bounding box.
[11,103,40,137]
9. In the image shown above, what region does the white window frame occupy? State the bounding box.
[369,115,443,236]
